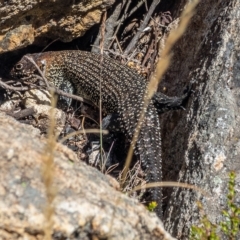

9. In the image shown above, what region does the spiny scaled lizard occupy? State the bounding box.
[10,50,190,218]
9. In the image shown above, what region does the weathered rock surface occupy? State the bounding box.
[0,0,115,53]
[160,0,240,239]
[0,112,174,240]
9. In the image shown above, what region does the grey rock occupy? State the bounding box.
[0,112,174,240]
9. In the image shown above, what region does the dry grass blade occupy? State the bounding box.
[128,181,210,199]
[42,93,58,240]
[99,11,107,172]
[41,38,60,52]
[121,0,199,187]
[59,129,108,144]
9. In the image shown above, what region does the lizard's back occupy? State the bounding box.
[11,50,163,217]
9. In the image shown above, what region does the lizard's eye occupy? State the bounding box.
[15,63,23,70]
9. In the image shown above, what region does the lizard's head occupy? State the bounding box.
[10,53,46,83]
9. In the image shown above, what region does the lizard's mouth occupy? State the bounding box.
[10,67,44,85]
[10,64,35,81]
[12,71,31,79]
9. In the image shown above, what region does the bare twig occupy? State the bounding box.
[125,48,141,65]
[6,107,36,119]
[141,31,155,68]
[128,0,147,20]
[109,0,147,49]
[115,36,123,54]
[124,0,161,55]
[41,38,60,53]
[59,128,108,144]
[3,80,17,84]
[24,56,50,88]
[141,22,161,76]
[92,1,123,53]
[108,0,131,49]
[0,79,29,91]
[103,48,141,64]
[48,86,95,107]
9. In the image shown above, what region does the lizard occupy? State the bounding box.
[10,50,190,218]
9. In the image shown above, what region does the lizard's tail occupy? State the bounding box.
[136,106,163,218]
